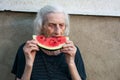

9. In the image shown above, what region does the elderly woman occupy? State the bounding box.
[11,5,87,80]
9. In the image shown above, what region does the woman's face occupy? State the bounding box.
[42,12,66,37]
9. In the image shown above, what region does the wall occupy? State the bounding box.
[70,15,120,80]
[0,12,35,80]
[1,0,120,16]
[0,12,120,80]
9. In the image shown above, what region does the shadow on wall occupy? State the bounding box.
[0,12,35,80]
[70,15,120,80]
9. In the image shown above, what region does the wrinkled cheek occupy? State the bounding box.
[45,29,54,37]
[42,29,48,36]
[45,31,51,37]
[61,29,65,35]
[61,31,64,35]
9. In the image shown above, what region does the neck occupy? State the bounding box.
[41,49,61,56]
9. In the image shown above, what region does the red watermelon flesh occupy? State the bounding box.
[57,36,66,43]
[33,35,69,50]
[36,35,46,43]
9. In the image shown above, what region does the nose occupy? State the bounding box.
[54,24,61,35]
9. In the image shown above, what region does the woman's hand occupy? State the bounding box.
[23,39,39,66]
[61,40,77,65]
[61,41,82,80]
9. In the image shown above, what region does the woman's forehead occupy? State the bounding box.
[45,12,65,23]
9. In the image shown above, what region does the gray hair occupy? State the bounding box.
[33,5,70,36]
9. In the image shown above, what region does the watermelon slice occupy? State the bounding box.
[33,35,69,50]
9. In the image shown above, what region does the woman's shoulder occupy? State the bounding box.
[15,43,26,59]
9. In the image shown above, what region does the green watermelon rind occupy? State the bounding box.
[33,35,69,50]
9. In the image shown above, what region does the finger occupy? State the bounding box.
[61,49,72,55]
[30,46,39,51]
[25,40,38,48]
[31,39,38,44]
[62,43,74,48]
[29,43,39,50]
[24,46,39,54]
[65,40,73,44]
[24,42,39,53]
[26,39,38,45]
[28,43,38,48]
[61,47,72,52]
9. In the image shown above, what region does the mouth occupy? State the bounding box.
[46,33,64,38]
[51,35,63,37]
